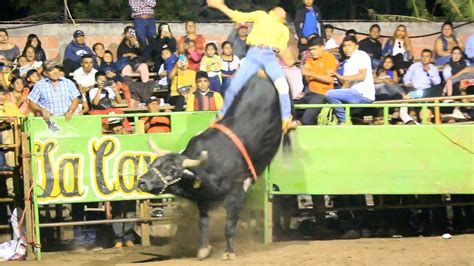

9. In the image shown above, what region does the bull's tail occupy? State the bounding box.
[282,133,292,154]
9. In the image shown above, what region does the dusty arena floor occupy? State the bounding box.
[6,234,474,265]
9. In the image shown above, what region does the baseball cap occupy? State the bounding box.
[43,60,60,72]
[145,96,160,105]
[73,30,85,38]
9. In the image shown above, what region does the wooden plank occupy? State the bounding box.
[21,132,36,260]
[139,201,151,246]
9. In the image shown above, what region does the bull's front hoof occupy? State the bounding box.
[197,245,213,260]
[222,252,236,260]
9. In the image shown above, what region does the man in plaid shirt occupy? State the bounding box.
[129,0,157,56]
[28,60,80,120]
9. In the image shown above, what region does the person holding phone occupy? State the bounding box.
[117,26,151,83]
[168,54,196,111]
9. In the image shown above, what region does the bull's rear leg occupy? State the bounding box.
[223,186,246,260]
[197,202,213,260]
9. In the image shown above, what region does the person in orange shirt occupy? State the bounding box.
[141,96,171,133]
[297,36,337,125]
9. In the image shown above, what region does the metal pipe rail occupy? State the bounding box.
[38,215,185,228]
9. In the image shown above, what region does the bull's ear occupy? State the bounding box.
[182,151,208,168]
[148,137,171,156]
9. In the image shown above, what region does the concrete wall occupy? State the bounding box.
[3,22,473,62]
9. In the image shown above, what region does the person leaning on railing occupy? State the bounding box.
[27,60,81,121]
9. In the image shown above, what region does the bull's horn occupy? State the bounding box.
[147,137,171,156]
[183,151,208,168]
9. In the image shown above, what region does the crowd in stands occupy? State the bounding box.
[0,0,473,249]
[0,11,472,130]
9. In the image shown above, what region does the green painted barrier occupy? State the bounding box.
[23,102,473,257]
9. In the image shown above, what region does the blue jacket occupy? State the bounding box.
[64,41,94,62]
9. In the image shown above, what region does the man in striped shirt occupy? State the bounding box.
[28,60,80,120]
[128,0,157,53]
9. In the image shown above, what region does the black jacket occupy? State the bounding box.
[294,5,326,41]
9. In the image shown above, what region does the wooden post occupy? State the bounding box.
[139,200,151,246]
[21,132,35,260]
[434,100,441,125]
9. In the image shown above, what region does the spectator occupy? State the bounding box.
[227,23,249,59]
[200,42,222,94]
[0,88,23,173]
[141,96,171,133]
[88,71,132,130]
[26,69,41,92]
[22,34,46,62]
[443,46,473,97]
[73,54,98,94]
[178,21,206,53]
[117,26,150,83]
[20,46,43,76]
[339,29,357,62]
[326,35,375,124]
[207,1,294,132]
[63,30,94,76]
[168,55,196,111]
[100,50,133,107]
[88,71,122,110]
[14,55,29,77]
[186,71,223,111]
[128,0,156,55]
[27,60,80,120]
[324,24,338,53]
[0,62,13,89]
[178,39,203,72]
[434,22,464,66]
[6,76,30,115]
[0,29,20,64]
[374,55,405,100]
[157,47,178,89]
[105,199,136,248]
[92,42,106,68]
[294,0,325,53]
[358,24,383,70]
[151,23,177,71]
[220,41,240,94]
[400,49,442,124]
[403,49,442,98]
[466,33,474,63]
[297,36,337,125]
[382,25,413,74]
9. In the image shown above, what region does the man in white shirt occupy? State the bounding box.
[72,54,97,94]
[403,49,441,98]
[326,35,375,124]
[324,24,338,52]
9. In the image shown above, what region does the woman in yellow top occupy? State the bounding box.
[207,0,294,133]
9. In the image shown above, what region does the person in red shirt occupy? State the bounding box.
[178,21,206,53]
[141,96,171,133]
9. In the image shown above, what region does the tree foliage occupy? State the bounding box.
[5,0,474,21]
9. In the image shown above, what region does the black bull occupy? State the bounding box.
[138,76,290,260]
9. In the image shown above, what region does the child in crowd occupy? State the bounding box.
[220,41,240,95]
[200,42,222,94]
[157,47,178,89]
[186,71,223,111]
[7,77,30,115]
[374,56,405,100]
[100,50,132,107]
[15,55,29,77]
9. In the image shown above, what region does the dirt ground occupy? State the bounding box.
[5,234,473,265]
